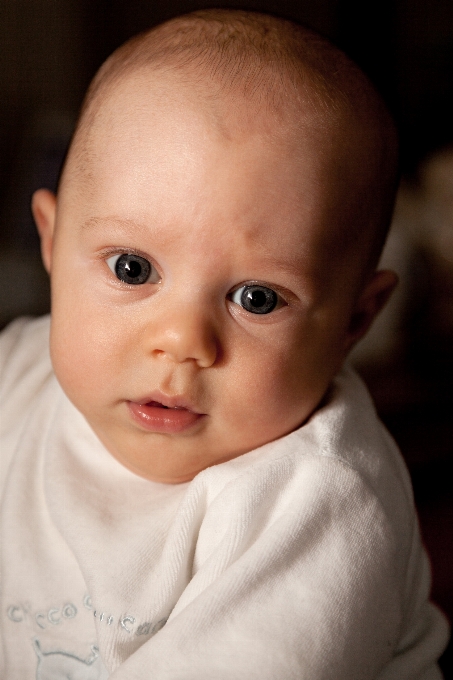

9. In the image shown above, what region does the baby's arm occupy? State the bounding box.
[106,455,444,680]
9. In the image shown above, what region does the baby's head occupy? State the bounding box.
[32,10,398,483]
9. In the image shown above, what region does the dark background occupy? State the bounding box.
[1,0,452,674]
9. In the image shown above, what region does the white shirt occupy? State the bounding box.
[0,316,449,679]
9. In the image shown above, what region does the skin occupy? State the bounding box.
[32,71,397,484]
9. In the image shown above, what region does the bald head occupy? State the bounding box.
[62,9,398,280]
[83,12,344,111]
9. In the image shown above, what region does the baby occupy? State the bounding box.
[0,9,449,679]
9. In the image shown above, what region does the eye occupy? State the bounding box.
[230,284,281,314]
[106,253,160,285]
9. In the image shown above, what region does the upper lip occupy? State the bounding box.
[131,391,203,413]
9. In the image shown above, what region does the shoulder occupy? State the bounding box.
[0,315,51,381]
[0,315,53,427]
[313,365,416,514]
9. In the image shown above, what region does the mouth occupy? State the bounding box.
[146,400,184,409]
[127,393,205,434]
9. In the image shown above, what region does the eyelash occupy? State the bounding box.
[103,251,288,315]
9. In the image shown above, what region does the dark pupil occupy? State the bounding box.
[125,260,142,278]
[116,254,151,284]
[242,286,277,314]
[251,290,267,307]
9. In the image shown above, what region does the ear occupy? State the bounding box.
[345,269,398,351]
[31,189,57,274]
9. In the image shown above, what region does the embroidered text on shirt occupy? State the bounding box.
[7,601,78,629]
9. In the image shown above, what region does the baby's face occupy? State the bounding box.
[35,73,366,483]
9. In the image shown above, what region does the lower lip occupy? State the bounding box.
[128,401,204,433]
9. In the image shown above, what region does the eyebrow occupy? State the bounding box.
[81,215,306,281]
[81,216,149,233]
[242,228,306,279]
[80,215,184,253]
[257,253,303,279]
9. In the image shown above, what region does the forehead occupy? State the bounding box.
[59,71,355,288]
[65,69,340,211]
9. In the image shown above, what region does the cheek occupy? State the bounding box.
[222,337,320,438]
[223,314,346,441]
[49,288,119,405]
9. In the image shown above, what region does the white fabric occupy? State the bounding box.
[0,316,449,680]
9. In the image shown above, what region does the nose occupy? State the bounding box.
[146,298,218,368]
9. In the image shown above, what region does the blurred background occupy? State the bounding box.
[1,0,452,674]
